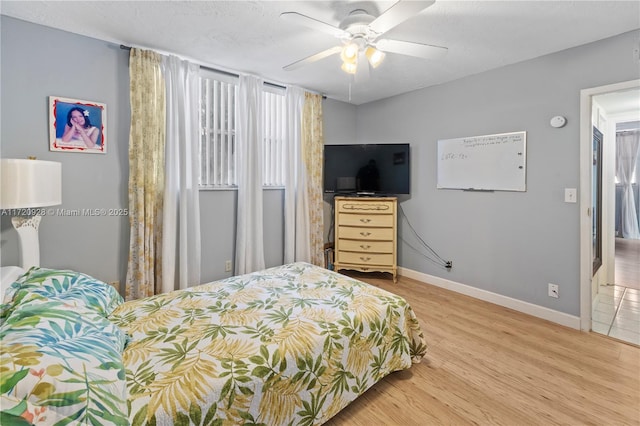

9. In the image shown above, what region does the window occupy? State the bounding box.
[199,72,237,187]
[199,72,286,188]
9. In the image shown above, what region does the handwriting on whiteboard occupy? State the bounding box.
[441,152,469,160]
[440,133,524,160]
[462,133,523,148]
[436,131,527,191]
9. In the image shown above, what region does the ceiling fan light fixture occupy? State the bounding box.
[365,47,385,68]
[341,61,357,75]
[340,43,359,63]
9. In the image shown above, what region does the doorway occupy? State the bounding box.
[580,80,640,345]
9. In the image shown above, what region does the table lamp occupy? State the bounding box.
[0,158,62,268]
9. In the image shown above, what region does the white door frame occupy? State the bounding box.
[579,79,640,331]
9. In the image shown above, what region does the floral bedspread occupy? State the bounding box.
[110,262,427,425]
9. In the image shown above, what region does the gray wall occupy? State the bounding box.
[198,189,286,283]
[1,17,130,285]
[355,29,640,316]
[323,98,357,145]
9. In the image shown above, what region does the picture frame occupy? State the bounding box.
[49,96,107,153]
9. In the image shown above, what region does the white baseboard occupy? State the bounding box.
[398,267,581,330]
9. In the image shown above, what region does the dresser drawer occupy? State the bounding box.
[337,212,394,227]
[336,251,394,266]
[337,199,395,214]
[338,226,394,240]
[338,240,393,253]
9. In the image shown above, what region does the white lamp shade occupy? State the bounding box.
[1,159,62,209]
[365,47,385,68]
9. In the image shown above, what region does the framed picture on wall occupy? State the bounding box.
[49,96,107,153]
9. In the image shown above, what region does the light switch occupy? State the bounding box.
[564,188,577,203]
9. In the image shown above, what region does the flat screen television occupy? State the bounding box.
[324,143,410,195]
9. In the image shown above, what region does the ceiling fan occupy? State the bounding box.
[280,0,447,75]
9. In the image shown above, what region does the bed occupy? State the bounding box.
[1,262,426,425]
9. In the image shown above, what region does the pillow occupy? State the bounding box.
[0,266,25,300]
[6,267,123,317]
[0,298,128,425]
[0,267,26,326]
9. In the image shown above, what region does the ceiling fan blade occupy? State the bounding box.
[369,0,435,35]
[280,12,348,38]
[376,39,447,60]
[283,46,343,71]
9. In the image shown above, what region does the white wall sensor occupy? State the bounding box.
[550,116,567,128]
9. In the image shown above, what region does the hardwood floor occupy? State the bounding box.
[616,238,640,290]
[326,272,640,426]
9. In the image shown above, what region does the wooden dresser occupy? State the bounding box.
[334,196,397,282]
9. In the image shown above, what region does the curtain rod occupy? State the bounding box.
[120,44,286,91]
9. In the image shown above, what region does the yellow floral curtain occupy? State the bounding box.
[302,92,324,266]
[125,49,166,300]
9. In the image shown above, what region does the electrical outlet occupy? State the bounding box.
[548,283,559,298]
[225,260,232,272]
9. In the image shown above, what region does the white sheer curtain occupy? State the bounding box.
[616,130,640,239]
[235,75,266,274]
[283,86,309,263]
[161,55,202,291]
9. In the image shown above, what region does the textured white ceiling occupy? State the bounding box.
[2,0,639,105]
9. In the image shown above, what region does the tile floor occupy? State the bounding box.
[592,285,640,345]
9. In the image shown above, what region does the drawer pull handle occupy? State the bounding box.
[359,218,371,223]
[360,245,371,250]
[360,257,371,262]
[360,232,371,237]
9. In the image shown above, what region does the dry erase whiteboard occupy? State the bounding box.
[437,131,526,191]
